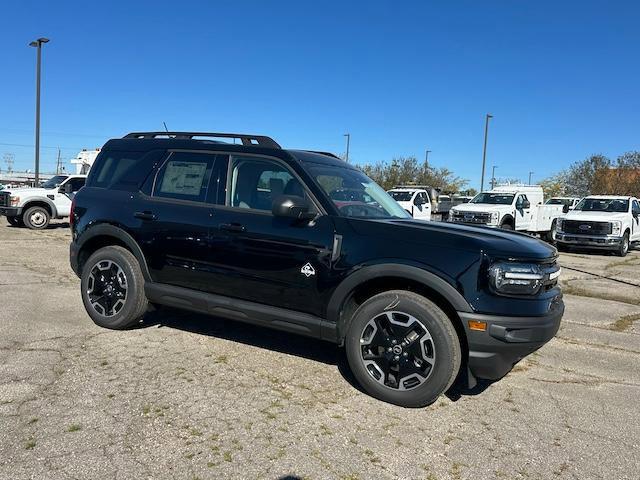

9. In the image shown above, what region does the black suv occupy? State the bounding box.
[70,132,563,407]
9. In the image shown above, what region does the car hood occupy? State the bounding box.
[563,211,627,222]
[452,203,510,213]
[2,187,53,197]
[353,218,556,261]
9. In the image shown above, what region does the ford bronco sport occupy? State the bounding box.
[70,132,564,407]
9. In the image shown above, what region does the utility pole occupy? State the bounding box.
[425,149,432,164]
[491,165,498,189]
[343,133,351,163]
[4,153,15,173]
[29,37,50,185]
[480,114,493,192]
[528,171,534,185]
[56,147,62,174]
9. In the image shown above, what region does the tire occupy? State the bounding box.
[617,232,630,257]
[544,220,557,244]
[500,222,513,230]
[344,290,461,408]
[556,243,569,253]
[23,206,50,230]
[80,246,148,329]
[7,216,23,227]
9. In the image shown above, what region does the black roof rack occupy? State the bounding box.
[123,132,281,149]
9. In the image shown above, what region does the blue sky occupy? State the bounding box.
[1,0,638,189]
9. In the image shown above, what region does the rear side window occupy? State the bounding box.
[153,152,216,203]
[87,150,145,189]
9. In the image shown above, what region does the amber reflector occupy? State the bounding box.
[468,320,487,331]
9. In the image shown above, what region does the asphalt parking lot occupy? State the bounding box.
[1,221,639,480]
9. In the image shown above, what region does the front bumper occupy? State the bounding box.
[0,206,22,217]
[458,298,564,380]
[556,233,621,249]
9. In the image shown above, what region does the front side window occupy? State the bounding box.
[229,156,308,211]
[153,152,214,203]
[470,193,515,205]
[311,166,410,219]
[388,191,414,202]
[574,198,629,213]
[42,175,68,189]
[632,200,640,215]
[66,177,86,192]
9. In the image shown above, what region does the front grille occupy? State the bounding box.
[562,220,612,235]
[0,192,9,207]
[451,211,491,224]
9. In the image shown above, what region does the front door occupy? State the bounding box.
[209,155,335,317]
[56,177,86,216]
[631,200,640,241]
[514,194,532,230]
[412,192,431,221]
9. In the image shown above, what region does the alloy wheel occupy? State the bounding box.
[87,260,128,317]
[359,311,436,391]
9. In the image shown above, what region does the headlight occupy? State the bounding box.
[489,212,499,224]
[556,218,564,232]
[488,262,545,296]
[9,195,20,206]
[610,220,622,236]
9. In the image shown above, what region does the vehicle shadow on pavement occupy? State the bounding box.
[140,307,364,392]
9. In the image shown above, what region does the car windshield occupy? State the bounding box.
[470,193,515,205]
[546,198,568,205]
[388,191,414,202]
[574,198,629,212]
[41,175,68,189]
[311,166,410,219]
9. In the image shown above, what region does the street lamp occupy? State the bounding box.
[29,37,49,185]
[425,149,432,163]
[343,133,350,163]
[491,165,498,189]
[480,114,493,192]
[528,171,534,185]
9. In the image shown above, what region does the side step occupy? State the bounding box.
[145,282,337,343]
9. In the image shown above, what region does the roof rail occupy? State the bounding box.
[123,132,281,149]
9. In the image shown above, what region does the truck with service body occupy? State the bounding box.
[387,187,432,221]
[449,185,564,241]
[545,197,581,213]
[556,196,640,256]
[0,174,86,229]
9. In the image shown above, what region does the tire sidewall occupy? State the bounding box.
[81,247,145,329]
[345,291,460,408]
[618,232,629,257]
[500,222,513,230]
[24,206,50,230]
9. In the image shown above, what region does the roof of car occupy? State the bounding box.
[584,195,633,200]
[286,150,358,169]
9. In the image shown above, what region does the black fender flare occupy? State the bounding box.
[76,224,152,280]
[22,197,58,218]
[325,263,473,340]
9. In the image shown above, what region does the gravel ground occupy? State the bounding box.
[0,221,638,480]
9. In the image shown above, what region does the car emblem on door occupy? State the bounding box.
[300,263,316,277]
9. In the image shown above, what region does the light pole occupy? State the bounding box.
[425,149,431,164]
[491,165,498,189]
[29,37,49,185]
[528,171,534,185]
[343,133,350,163]
[480,113,493,192]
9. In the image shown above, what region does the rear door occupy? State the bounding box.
[134,150,227,291]
[207,154,335,317]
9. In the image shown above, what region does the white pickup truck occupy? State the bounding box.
[387,187,432,221]
[0,174,86,229]
[448,185,564,241]
[556,196,640,256]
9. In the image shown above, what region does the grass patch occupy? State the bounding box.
[66,424,82,432]
[214,355,228,364]
[24,438,36,450]
[609,313,640,332]
[27,418,38,425]
[223,451,232,462]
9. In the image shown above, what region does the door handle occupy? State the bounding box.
[134,211,156,221]
[219,223,245,233]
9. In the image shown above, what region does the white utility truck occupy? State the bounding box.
[387,187,432,221]
[556,196,640,256]
[545,197,581,212]
[449,185,564,241]
[0,174,86,229]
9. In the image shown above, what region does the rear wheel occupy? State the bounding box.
[345,290,461,408]
[617,232,630,257]
[81,246,148,329]
[23,206,50,230]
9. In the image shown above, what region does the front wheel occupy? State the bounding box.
[544,220,557,244]
[81,246,148,329]
[500,222,513,230]
[617,232,630,257]
[344,290,461,408]
[23,206,50,230]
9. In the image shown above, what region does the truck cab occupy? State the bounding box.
[387,187,432,221]
[556,196,640,256]
[0,174,87,229]
[449,185,564,241]
[545,197,581,213]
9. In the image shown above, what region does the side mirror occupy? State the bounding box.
[522,200,531,209]
[272,195,315,221]
[60,183,73,194]
[562,205,570,214]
